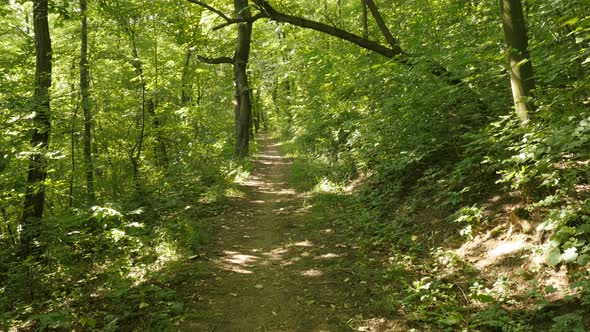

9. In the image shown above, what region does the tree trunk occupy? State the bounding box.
[361,0,368,38]
[500,0,535,125]
[233,0,253,159]
[80,0,96,204]
[20,0,52,258]
[181,48,193,106]
[148,100,169,167]
[129,31,146,191]
[150,19,169,168]
[254,86,261,132]
[249,87,255,138]
[68,59,78,209]
[284,75,292,136]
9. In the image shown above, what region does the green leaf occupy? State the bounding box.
[475,294,496,303]
[169,302,184,315]
[577,254,590,266]
[79,317,96,328]
[545,285,558,294]
[439,312,463,326]
[576,224,590,235]
[547,248,562,266]
[561,17,580,26]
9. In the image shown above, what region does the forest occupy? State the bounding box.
[1,0,589,330]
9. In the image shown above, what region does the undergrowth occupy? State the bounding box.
[0,158,253,331]
[282,110,590,331]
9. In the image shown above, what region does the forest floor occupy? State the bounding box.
[174,135,396,331]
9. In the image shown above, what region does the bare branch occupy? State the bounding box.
[186,0,231,21]
[197,55,234,64]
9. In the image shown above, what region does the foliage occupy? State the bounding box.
[0,0,246,328]
[278,0,590,329]
[1,0,589,329]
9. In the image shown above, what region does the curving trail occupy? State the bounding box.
[179,135,360,331]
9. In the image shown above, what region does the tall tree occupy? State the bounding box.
[20,0,52,257]
[148,7,169,168]
[128,28,148,190]
[500,0,535,124]
[181,47,194,106]
[80,0,96,204]
[191,0,470,156]
[188,0,254,158]
[233,0,253,158]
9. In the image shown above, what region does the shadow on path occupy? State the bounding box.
[179,135,356,331]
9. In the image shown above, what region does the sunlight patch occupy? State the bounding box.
[293,240,313,247]
[490,241,525,258]
[281,257,300,266]
[300,269,323,277]
[153,241,181,266]
[458,235,527,269]
[250,200,266,204]
[222,251,259,265]
[224,187,245,198]
[230,167,251,183]
[316,253,340,260]
[219,264,254,274]
[260,188,296,195]
[312,178,343,193]
[264,247,289,260]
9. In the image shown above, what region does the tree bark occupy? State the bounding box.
[233,0,253,159]
[189,0,254,159]
[150,17,169,168]
[20,0,52,258]
[80,0,96,204]
[253,86,261,132]
[361,0,368,38]
[129,30,146,190]
[68,59,78,209]
[181,48,193,106]
[148,100,169,167]
[500,0,535,124]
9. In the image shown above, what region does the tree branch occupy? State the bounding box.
[251,0,467,86]
[186,0,231,21]
[197,55,234,64]
[212,12,266,31]
[252,0,402,58]
[364,0,402,54]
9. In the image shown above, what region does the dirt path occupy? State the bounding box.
[178,135,359,331]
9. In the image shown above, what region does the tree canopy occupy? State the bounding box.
[1,0,589,330]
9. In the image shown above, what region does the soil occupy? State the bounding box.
[177,135,368,331]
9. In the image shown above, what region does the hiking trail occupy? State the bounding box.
[177,135,378,331]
